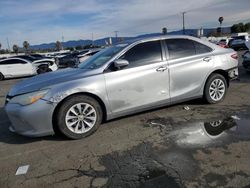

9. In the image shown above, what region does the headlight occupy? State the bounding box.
[9,89,49,106]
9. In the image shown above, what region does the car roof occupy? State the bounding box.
[0,57,30,63]
[118,35,219,50]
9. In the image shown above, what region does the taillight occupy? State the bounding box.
[231,53,238,60]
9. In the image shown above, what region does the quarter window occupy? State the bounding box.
[194,41,212,54]
[120,40,162,68]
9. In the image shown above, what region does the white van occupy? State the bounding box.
[0,58,37,80]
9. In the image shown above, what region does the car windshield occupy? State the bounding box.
[78,45,127,70]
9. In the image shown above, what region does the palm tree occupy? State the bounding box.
[13,44,19,55]
[55,41,62,51]
[218,17,224,35]
[218,17,224,27]
[23,41,30,54]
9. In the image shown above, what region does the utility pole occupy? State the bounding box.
[6,37,10,51]
[182,12,186,35]
[91,33,94,46]
[62,34,64,50]
[114,31,118,39]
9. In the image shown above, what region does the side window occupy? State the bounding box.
[166,39,195,60]
[121,40,162,68]
[1,59,27,65]
[0,60,10,65]
[194,41,212,54]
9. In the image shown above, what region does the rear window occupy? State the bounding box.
[193,41,212,54]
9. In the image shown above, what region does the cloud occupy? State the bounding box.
[0,0,249,48]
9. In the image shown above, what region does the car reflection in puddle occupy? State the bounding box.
[174,116,250,148]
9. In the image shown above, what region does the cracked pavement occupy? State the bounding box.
[0,51,250,188]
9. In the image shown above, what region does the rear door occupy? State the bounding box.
[104,40,170,115]
[165,38,214,101]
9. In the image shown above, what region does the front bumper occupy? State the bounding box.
[4,99,55,137]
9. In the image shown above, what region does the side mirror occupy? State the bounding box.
[114,59,129,69]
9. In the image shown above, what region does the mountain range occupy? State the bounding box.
[30,27,231,50]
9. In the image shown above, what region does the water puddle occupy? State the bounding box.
[94,114,250,187]
[144,114,250,147]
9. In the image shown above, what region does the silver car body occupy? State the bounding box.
[5,35,238,137]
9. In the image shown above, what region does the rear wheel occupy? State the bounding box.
[0,73,4,81]
[55,95,103,139]
[204,73,227,104]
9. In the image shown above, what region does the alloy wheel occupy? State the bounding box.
[209,79,225,101]
[65,103,97,134]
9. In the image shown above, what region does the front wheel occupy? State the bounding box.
[55,95,103,139]
[204,73,227,104]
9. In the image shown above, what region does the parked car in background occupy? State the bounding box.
[0,58,37,80]
[57,51,81,68]
[14,55,58,73]
[217,39,230,48]
[58,49,101,68]
[242,51,250,71]
[51,52,71,59]
[78,49,101,64]
[229,35,249,50]
[30,54,53,59]
[5,35,238,139]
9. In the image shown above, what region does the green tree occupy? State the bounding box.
[23,41,30,54]
[231,22,247,33]
[75,45,83,50]
[162,27,167,35]
[245,22,250,32]
[55,41,62,51]
[13,44,19,55]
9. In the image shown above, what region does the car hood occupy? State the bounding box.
[8,68,100,96]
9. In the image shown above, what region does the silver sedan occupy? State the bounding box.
[5,35,239,139]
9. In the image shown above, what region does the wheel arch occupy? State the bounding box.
[204,69,229,91]
[52,92,107,133]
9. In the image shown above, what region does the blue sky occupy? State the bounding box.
[0,0,250,48]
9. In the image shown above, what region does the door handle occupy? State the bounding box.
[156,66,168,72]
[203,57,212,62]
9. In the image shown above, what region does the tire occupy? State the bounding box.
[204,120,224,136]
[204,73,227,104]
[0,73,4,81]
[67,62,75,68]
[37,68,46,74]
[55,95,103,139]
